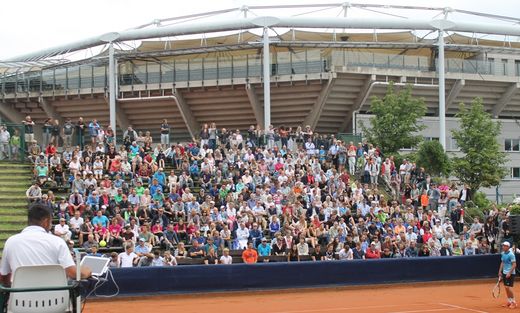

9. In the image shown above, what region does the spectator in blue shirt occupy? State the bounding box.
[257,238,272,261]
[86,191,100,211]
[190,162,200,178]
[87,244,104,257]
[135,238,152,257]
[129,141,140,155]
[113,175,125,189]
[88,119,100,145]
[92,210,109,228]
[249,223,263,248]
[193,231,205,245]
[153,168,167,188]
[203,237,219,255]
[269,216,280,238]
[464,242,476,255]
[149,179,163,196]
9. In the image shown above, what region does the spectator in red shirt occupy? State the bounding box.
[100,175,112,189]
[340,169,350,185]
[422,228,433,244]
[365,241,381,259]
[109,156,122,177]
[45,143,57,156]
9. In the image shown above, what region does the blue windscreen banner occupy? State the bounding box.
[93,255,500,297]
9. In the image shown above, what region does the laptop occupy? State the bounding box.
[80,256,111,277]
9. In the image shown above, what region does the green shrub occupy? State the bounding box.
[415,140,451,177]
[510,204,520,215]
[473,191,491,209]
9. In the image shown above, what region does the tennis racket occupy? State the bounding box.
[492,277,501,299]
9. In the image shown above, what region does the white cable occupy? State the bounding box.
[81,268,120,311]
[94,269,120,298]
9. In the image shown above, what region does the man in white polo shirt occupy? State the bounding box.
[118,242,139,268]
[0,203,91,286]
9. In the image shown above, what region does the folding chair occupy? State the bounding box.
[0,265,80,313]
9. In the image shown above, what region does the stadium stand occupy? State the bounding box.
[0,117,505,266]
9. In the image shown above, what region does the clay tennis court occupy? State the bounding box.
[85,280,501,313]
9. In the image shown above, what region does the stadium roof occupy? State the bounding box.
[3,3,520,65]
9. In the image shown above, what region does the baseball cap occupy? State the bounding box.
[139,238,145,242]
[370,241,376,245]
[503,241,511,247]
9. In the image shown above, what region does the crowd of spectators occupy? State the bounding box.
[2,115,509,267]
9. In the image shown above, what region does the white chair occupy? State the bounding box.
[2,265,76,313]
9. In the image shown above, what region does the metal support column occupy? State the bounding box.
[108,43,117,142]
[438,30,446,151]
[262,27,271,130]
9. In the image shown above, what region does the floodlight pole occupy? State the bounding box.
[108,42,117,145]
[437,30,446,151]
[262,27,271,131]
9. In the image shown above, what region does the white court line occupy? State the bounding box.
[270,304,448,313]
[387,309,455,313]
[270,304,415,313]
[438,303,489,313]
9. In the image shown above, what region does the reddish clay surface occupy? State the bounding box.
[85,280,506,313]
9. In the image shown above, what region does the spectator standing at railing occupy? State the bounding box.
[105,125,115,147]
[368,158,379,189]
[200,124,209,148]
[347,141,357,175]
[88,119,100,147]
[0,125,10,160]
[9,129,20,160]
[266,125,275,149]
[208,122,218,150]
[160,119,170,146]
[41,118,52,149]
[459,184,471,206]
[50,119,61,149]
[428,184,440,211]
[447,184,460,212]
[22,115,35,148]
[76,117,85,149]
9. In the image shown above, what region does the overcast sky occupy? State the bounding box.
[1,0,519,60]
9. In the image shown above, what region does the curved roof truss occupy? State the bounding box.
[6,4,520,62]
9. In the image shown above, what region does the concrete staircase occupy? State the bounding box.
[0,162,32,255]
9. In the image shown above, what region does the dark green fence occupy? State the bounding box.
[336,133,363,144]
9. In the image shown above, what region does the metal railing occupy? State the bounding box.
[1,50,518,96]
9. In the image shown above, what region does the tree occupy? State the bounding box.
[451,98,507,192]
[415,140,451,177]
[360,83,427,154]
